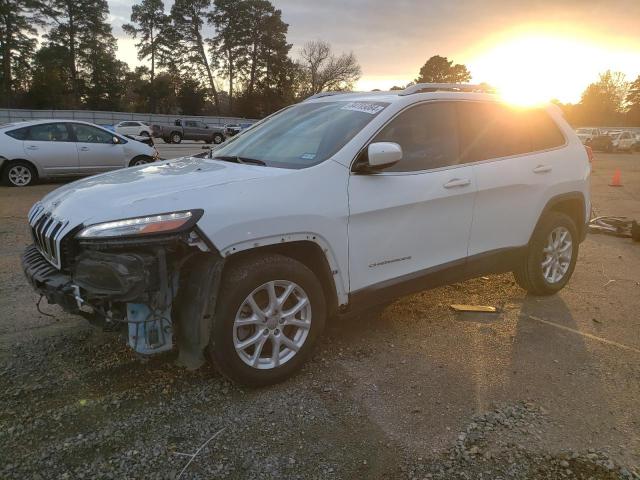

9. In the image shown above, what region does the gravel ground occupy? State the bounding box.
[1,152,639,479]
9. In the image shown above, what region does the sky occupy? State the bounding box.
[107,0,640,104]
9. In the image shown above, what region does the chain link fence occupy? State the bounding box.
[0,108,256,128]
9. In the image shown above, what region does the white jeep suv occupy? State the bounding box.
[22,84,590,386]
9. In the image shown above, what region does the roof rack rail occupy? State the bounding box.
[303,91,351,101]
[399,83,491,96]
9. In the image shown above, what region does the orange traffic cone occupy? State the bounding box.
[609,169,623,187]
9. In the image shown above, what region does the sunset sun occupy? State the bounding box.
[463,27,640,106]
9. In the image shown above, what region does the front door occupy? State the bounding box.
[348,101,476,295]
[71,123,126,173]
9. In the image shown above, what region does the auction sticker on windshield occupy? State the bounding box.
[341,102,386,115]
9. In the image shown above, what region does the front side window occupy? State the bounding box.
[213,100,388,169]
[28,123,72,142]
[370,102,459,172]
[72,124,115,144]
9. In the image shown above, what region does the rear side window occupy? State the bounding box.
[28,123,72,142]
[372,102,459,172]
[457,102,565,163]
[5,127,29,140]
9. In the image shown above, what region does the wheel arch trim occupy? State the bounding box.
[219,232,348,307]
[2,158,42,180]
[533,191,587,243]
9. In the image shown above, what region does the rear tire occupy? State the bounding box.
[3,161,37,187]
[208,254,326,386]
[513,211,579,296]
[213,133,224,144]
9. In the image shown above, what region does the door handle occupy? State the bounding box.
[533,165,552,174]
[443,178,471,189]
[26,145,39,151]
[79,146,90,151]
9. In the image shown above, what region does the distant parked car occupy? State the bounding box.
[0,120,159,187]
[589,133,613,152]
[611,131,635,152]
[224,122,253,137]
[114,121,153,137]
[575,127,604,145]
[153,119,226,144]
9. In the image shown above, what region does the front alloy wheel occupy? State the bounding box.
[234,280,312,369]
[209,253,326,386]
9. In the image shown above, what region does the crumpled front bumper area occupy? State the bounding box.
[22,243,224,369]
[22,244,77,312]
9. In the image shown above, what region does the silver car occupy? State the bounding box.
[0,120,159,187]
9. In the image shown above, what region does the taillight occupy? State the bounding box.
[585,145,594,163]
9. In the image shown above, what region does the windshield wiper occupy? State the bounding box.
[213,155,266,166]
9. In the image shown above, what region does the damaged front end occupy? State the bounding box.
[22,208,224,369]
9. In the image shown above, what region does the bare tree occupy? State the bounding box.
[299,40,361,95]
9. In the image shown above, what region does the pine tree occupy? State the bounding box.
[122,0,169,112]
[0,0,44,107]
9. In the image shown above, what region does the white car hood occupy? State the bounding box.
[38,156,288,227]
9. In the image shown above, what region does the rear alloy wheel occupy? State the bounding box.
[4,162,36,187]
[209,254,326,386]
[513,211,578,295]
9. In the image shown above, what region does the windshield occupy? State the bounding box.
[212,100,388,169]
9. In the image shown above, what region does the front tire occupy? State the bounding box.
[171,132,182,144]
[513,211,579,295]
[139,131,150,137]
[213,133,224,144]
[3,161,37,187]
[208,254,326,386]
[129,156,151,167]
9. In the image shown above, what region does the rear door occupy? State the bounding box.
[71,123,126,173]
[348,101,477,294]
[22,123,79,175]
[463,102,568,256]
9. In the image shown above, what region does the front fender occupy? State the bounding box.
[220,232,348,306]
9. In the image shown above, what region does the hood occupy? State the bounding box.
[38,156,288,227]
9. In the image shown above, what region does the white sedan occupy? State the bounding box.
[0,120,159,187]
[114,121,153,137]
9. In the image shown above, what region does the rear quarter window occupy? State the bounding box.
[5,127,29,140]
[529,110,565,151]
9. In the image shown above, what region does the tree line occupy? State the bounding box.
[1,2,639,125]
[0,0,361,117]
[395,56,640,127]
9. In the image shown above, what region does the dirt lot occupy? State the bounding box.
[1,153,639,479]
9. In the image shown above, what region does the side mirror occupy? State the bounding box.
[112,136,121,144]
[361,142,402,171]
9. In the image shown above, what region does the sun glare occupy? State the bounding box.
[464,28,640,106]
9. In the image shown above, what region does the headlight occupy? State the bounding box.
[77,210,202,239]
